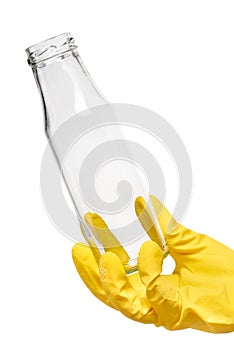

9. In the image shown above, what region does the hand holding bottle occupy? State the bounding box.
[72,195,234,333]
[26,34,234,333]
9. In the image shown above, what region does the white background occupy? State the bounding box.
[1,0,234,349]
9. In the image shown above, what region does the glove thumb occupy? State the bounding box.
[138,241,182,329]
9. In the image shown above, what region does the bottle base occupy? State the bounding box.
[124,258,138,274]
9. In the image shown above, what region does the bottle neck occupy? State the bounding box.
[27,34,107,134]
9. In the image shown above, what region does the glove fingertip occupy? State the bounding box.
[138,241,163,287]
[72,242,88,260]
[138,241,163,266]
[100,252,125,277]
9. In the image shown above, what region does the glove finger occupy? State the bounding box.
[138,241,182,328]
[149,195,202,257]
[138,241,164,287]
[147,275,182,329]
[79,224,102,263]
[72,243,112,307]
[100,252,157,324]
[135,196,167,251]
[84,212,130,264]
[149,195,178,234]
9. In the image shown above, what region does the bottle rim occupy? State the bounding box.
[25,32,78,66]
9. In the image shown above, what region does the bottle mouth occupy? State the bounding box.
[25,32,78,67]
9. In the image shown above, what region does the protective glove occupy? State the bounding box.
[72,196,162,324]
[72,195,234,333]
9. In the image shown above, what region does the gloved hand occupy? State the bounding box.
[72,196,161,324]
[72,195,234,333]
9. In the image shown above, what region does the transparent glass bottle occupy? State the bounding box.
[26,33,167,273]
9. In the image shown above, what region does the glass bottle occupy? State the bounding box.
[26,33,167,273]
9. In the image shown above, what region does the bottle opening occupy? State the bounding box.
[25,32,78,67]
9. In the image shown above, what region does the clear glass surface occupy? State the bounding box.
[26,33,167,273]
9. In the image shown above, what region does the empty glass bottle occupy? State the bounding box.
[26,33,167,273]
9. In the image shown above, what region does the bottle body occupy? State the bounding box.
[26,33,167,273]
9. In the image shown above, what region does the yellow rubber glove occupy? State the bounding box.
[72,195,234,333]
[72,196,163,324]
